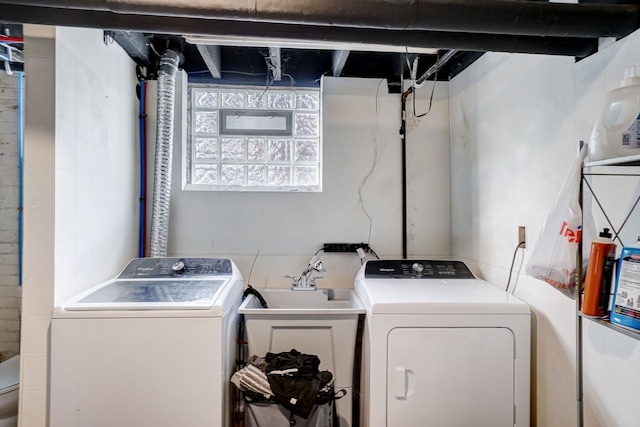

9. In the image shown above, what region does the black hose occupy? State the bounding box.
[243,285,269,308]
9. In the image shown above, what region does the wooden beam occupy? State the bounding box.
[196,44,222,79]
[268,46,281,81]
[332,50,349,76]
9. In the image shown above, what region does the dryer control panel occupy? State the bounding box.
[119,257,233,279]
[364,260,476,279]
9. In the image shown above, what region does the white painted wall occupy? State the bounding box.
[0,72,21,360]
[21,25,56,427]
[19,32,450,427]
[163,76,451,288]
[19,20,640,427]
[450,30,640,427]
[20,25,138,427]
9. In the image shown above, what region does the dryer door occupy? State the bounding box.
[387,327,515,427]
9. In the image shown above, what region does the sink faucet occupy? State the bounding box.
[286,256,326,291]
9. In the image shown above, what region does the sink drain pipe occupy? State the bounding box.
[149,49,182,258]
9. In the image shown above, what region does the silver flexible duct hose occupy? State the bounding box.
[149,49,181,258]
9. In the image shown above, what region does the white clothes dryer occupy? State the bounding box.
[50,257,243,427]
[355,260,530,427]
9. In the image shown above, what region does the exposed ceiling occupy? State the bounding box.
[0,1,639,92]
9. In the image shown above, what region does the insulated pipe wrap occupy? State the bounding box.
[149,49,180,258]
[0,5,600,57]
[3,0,638,38]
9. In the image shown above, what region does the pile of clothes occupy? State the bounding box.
[231,349,336,419]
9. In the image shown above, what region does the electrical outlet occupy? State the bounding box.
[323,243,370,253]
[518,226,526,249]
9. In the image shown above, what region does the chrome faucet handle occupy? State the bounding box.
[309,276,323,287]
[284,274,299,286]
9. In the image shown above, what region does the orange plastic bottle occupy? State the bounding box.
[582,228,617,317]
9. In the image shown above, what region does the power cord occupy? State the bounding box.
[358,79,385,245]
[506,241,526,292]
[411,51,440,118]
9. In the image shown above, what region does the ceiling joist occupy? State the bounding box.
[268,47,281,81]
[196,44,222,79]
[332,50,350,77]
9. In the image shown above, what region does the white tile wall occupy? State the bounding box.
[20,24,138,427]
[450,28,640,427]
[53,26,137,306]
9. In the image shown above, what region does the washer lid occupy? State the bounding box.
[61,257,244,312]
[355,279,530,315]
[0,356,19,392]
[64,279,228,311]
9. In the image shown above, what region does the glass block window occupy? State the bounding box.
[186,85,322,192]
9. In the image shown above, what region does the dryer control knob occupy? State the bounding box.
[172,261,185,273]
[412,263,424,274]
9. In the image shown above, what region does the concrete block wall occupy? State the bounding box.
[0,72,21,361]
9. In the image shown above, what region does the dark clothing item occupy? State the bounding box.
[266,348,321,379]
[265,349,333,419]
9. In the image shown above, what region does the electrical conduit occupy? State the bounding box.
[149,49,181,258]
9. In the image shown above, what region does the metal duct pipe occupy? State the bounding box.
[0,5,599,58]
[0,0,637,39]
[149,49,181,258]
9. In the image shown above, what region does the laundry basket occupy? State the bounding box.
[232,350,345,427]
[243,389,341,427]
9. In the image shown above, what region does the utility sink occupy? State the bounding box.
[238,287,365,427]
[238,287,365,315]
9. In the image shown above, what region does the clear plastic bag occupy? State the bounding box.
[525,146,587,298]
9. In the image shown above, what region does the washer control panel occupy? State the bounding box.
[364,260,475,279]
[119,258,233,279]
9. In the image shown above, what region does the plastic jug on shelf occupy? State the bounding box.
[588,65,640,162]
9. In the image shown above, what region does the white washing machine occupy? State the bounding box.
[50,257,243,427]
[355,260,530,427]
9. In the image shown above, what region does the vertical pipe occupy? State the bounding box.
[400,87,411,260]
[576,141,585,427]
[149,49,181,258]
[400,51,454,260]
[138,79,146,258]
[17,72,23,286]
[143,78,148,256]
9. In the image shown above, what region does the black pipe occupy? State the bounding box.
[3,5,599,58]
[2,0,637,38]
[400,86,412,259]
